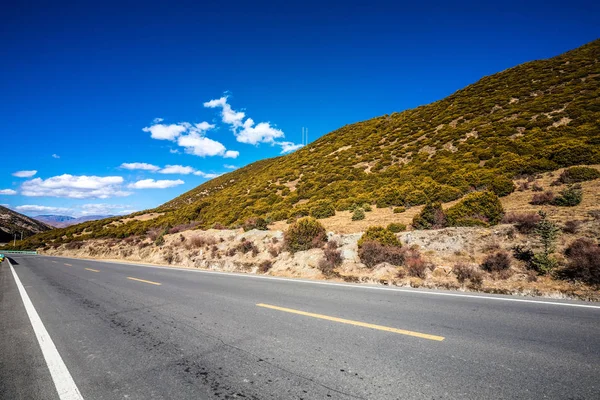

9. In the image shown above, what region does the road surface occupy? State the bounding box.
[1,254,599,399]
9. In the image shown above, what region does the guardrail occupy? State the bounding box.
[0,250,38,255]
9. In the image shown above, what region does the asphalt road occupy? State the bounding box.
[1,254,599,399]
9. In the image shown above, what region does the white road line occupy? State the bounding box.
[7,259,84,400]
[43,255,600,310]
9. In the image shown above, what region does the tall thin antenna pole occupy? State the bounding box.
[306,128,308,145]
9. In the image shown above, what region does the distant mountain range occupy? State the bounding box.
[0,206,53,243]
[35,214,114,228]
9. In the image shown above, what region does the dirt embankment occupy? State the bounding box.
[43,223,600,301]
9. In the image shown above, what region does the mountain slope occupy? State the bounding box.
[160,39,600,223]
[0,206,53,243]
[12,39,600,246]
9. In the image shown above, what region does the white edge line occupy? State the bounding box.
[39,254,600,310]
[7,258,85,400]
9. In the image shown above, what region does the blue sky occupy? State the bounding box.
[1,0,598,217]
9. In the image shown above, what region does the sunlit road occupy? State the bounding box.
[1,254,599,399]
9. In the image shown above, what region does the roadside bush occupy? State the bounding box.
[65,241,84,250]
[237,238,259,255]
[284,217,327,252]
[558,238,600,285]
[454,263,484,286]
[404,249,428,278]
[558,166,600,184]
[551,186,582,206]
[562,220,581,234]
[412,202,447,230]
[243,217,268,231]
[502,212,541,234]
[318,241,342,277]
[258,260,273,273]
[481,251,511,272]
[532,183,544,192]
[309,201,335,219]
[358,226,401,247]
[351,208,366,221]
[358,241,405,268]
[188,235,216,249]
[512,245,535,265]
[446,191,504,227]
[393,207,406,214]
[530,191,555,205]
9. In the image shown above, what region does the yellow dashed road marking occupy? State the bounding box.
[127,277,161,286]
[85,268,99,273]
[257,303,445,341]
[64,263,72,267]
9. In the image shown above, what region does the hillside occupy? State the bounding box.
[9,38,600,246]
[0,206,52,243]
[161,38,600,225]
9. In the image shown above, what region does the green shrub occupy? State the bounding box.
[284,217,327,252]
[358,226,401,248]
[487,176,516,197]
[412,202,447,230]
[558,166,600,183]
[446,191,504,227]
[387,223,406,233]
[393,207,406,214]
[551,186,582,206]
[309,201,335,219]
[351,208,366,221]
[531,211,561,274]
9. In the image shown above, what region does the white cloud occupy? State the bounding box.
[157,165,220,179]
[153,117,164,123]
[223,164,238,169]
[159,165,195,175]
[278,141,304,154]
[52,154,60,159]
[21,175,131,199]
[13,170,37,178]
[169,149,181,154]
[177,133,229,157]
[203,96,284,145]
[120,162,161,171]
[15,205,70,214]
[237,119,284,145]
[0,189,17,195]
[142,123,187,140]
[193,171,220,179]
[144,120,237,158]
[224,150,239,159]
[204,97,245,128]
[128,179,184,189]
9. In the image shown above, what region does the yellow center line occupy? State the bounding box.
[256,303,445,341]
[64,263,72,266]
[127,277,162,286]
[85,268,100,272]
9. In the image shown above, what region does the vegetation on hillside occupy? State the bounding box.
[6,39,600,250]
